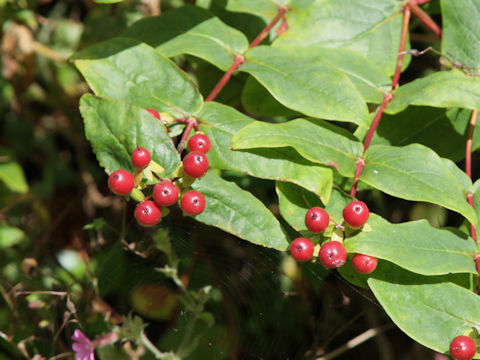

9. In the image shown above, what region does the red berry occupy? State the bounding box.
[153,180,179,207]
[289,237,314,262]
[108,169,134,196]
[146,108,160,119]
[188,133,211,153]
[182,151,209,178]
[305,207,329,233]
[450,335,476,360]
[352,254,378,274]
[180,190,206,215]
[343,200,369,228]
[134,200,162,227]
[318,241,347,269]
[131,147,151,169]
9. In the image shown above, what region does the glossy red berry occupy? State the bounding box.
[289,237,314,262]
[352,254,378,274]
[188,133,211,153]
[343,200,369,228]
[153,180,179,207]
[305,207,329,233]
[131,147,151,169]
[134,200,162,227]
[146,108,160,119]
[450,336,476,360]
[182,151,209,178]
[318,241,347,269]
[108,169,134,196]
[180,190,206,215]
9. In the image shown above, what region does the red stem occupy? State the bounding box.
[249,7,288,49]
[205,55,245,102]
[409,1,441,39]
[414,0,432,4]
[466,110,478,244]
[350,6,411,197]
[177,117,197,153]
[205,6,289,103]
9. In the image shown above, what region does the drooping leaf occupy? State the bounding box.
[441,0,480,72]
[274,0,407,75]
[386,70,480,115]
[79,95,180,175]
[231,118,363,177]
[0,147,28,194]
[191,171,289,250]
[198,102,332,203]
[361,144,477,225]
[276,182,352,233]
[123,6,249,71]
[368,262,480,356]
[372,107,480,162]
[344,214,477,276]
[72,37,203,118]
[241,46,369,125]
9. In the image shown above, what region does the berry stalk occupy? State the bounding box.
[409,1,442,39]
[466,110,478,244]
[350,6,411,197]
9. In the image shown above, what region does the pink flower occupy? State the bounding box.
[71,329,95,360]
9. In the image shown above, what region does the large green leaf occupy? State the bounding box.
[372,107,480,162]
[241,46,369,125]
[386,70,480,115]
[368,262,480,357]
[79,95,180,175]
[72,37,203,118]
[231,118,363,177]
[123,6,249,71]
[276,182,352,233]
[361,144,477,225]
[344,214,477,276]
[0,147,28,194]
[441,0,480,72]
[274,0,407,75]
[198,102,332,203]
[191,171,289,250]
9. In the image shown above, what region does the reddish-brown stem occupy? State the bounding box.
[409,1,441,39]
[414,0,432,4]
[392,6,412,89]
[466,110,478,244]
[205,55,245,102]
[177,118,197,153]
[350,6,411,197]
[249,7,288,48]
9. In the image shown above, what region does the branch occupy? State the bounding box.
[350,6,411,197]
[466,110,478,244]
[249,7,288,49]
[409,1,441,39]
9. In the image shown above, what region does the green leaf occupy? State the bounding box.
[372,107,480,162]
[276,182,352,233]
[472,179,480,236]
[361,144,477,225]
[241,46,369,125]
[387,70,480,115]
[198,102,332,203]
[241,77,300,117]
[231,118,363,177]
[123,6,249,71]
[368,262,480,356]
[344,214,477,276]
[0,147,28,194]
[441,0,480,72]
[191,171,288,250]
[318,48,390,104]
[0,224,26,249]
[72,37,203,118]
[274,0,407,75]
[79,95,181,175]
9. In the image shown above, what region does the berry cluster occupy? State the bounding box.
[289,200,377,275]
[107,130,212,227]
